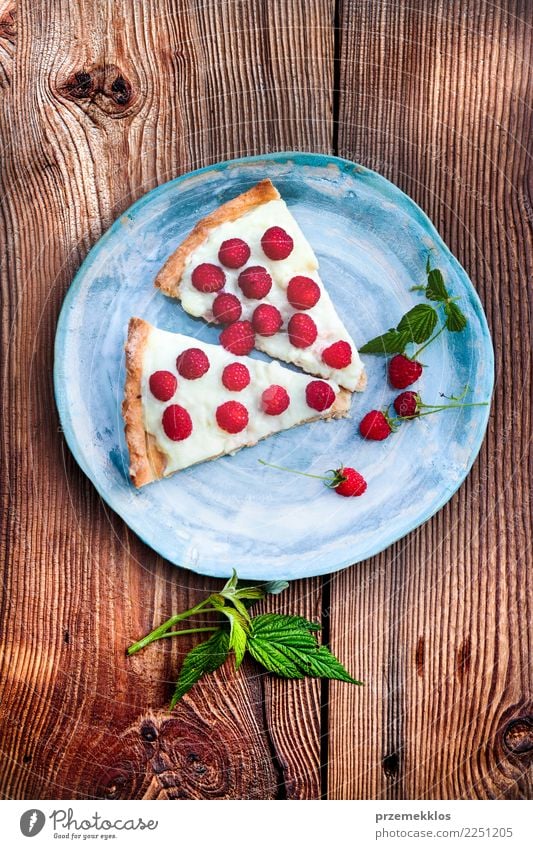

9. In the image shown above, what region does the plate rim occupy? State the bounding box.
[54,151,494,580]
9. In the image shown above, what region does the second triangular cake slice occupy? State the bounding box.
[123,318,351,487]
[155,179,366,392]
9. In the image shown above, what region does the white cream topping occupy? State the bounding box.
[142,326,346,475]
[179,198,365,391]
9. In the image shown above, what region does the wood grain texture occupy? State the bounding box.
[328,0,532,799]
[0,0,531,801]
[0,0,333,799]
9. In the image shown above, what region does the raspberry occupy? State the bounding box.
[176,348,210,380]
[219,320,255,356]
[322,341,352,369]
[238,266,272,300]
[216,400,249,434]
[222,362,250,392]
[162,404,193,441]
[191,263,225,293]
[212,292,242,324]
[388,354,423,389]
[288,313,318,348]
[252,304,283,336]
[334,467,367,497]
[305,380,336,411]
[359,410,392,441]
[393,391,419,418]
[149,370,177,402]
[261,226,294,260]
[286,276,320,310]
[262,385,290,415]
[218,238,251,269]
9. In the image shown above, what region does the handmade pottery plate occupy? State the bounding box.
[54,153,493,580]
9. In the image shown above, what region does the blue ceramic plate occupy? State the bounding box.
[54,153,493,580]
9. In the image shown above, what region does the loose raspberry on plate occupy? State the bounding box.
[212,292,242,324]
[306,380,336,411]
[238,266,272,300]
[334,467,367,497]
[388,354,423,389]
[222,362,250,392]
[393,391,419,418]
[261,226,294,260]
[218,238,251,269]
[286,276,321,310]
[262,384,290,415]
[322,340,352,369]
[149,370,177,402]
[216,400,249,434]
[191,263,225,293]
[176,348,210,379]
[252,303,283,336]
[288,313,318,348]
[219,320,255,355]
[162,404,193,441]
[359,410,393,440]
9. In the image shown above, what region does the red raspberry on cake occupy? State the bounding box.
[322,341,352,369]
[191,263,225,293]
[262,385,290,415]
[220,320,255,356]
[162,404,193,441]
[176,348,210,379]
[261,226,294,260]
[306,380,336,411]
[218,238,251,269]
[222,362,250,391]
[216,400,249,434]
[252,304,283,336]
[212,292,242,324]
[287,276,321,310]
[149,370,177,402]
[238,266,272,300]
[288,313,318,348]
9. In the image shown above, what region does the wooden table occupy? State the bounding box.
[1,0,531,800]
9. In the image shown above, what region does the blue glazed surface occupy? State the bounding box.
[54,153,494,580]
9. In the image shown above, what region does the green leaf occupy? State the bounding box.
[425,254,432,275]
[221,605,251,635]
[425,268,449,302]
[444,301,468,332]
[359,329,410,355]
[170,630,229,708]
[263,580,290,595]
[247,614,361,686]
[397,304,438,343]
[234,586,269,601]
[228,618,248,670]
[221,569,238,594]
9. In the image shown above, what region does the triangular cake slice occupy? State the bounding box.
[123,318,351,487]
[155,179,366,393]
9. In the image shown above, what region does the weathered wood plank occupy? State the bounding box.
[328,0,532,799]
[0,0,334,799]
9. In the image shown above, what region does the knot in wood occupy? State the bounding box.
[55,63,139,117]
[502,717,533,756]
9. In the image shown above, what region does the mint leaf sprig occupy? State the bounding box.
[127,572,361,709]
[360,260,468,357]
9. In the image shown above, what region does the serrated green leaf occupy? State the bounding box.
[228,618,248,670]
[247,615,361,686]
[221,605,251,635]
[444,301,468,332]
[425,269,449,301]
[208,593,226,610]
[397,304,438,343]
[221,569,238,594]
[170,630,229,708]
[261,580,290,596]
[234,586,268,601]
[359,329,410,355]
[252,614,321,638]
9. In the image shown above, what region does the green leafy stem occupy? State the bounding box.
[359,259,468,357]
[127,571,361,709]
